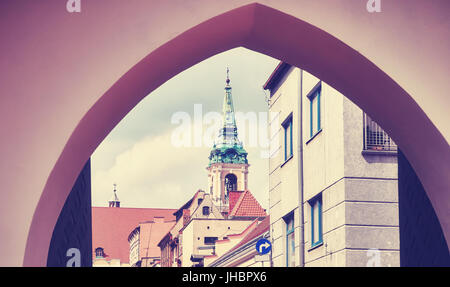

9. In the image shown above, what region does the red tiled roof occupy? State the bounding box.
[229,191,244,212]
[92,207,176,264]
[229,190,267,218]
[139,220,175,260]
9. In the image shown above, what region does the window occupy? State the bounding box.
[225,173,237,192]
[204,237,218,245]
[284,212,295,267]
[197,198,203,205]
[363,113,397,152]
[309,194,323,248]
[308,83,321,138]
[202,206,210,216]
[95,247,104,258]
[282,115,293,161]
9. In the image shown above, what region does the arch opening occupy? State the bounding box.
[225,174,238,193]
[23,2,450,266]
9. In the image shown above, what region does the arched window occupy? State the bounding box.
[225,174,237,192]
[202,206,210,216]
[95,247,104,258]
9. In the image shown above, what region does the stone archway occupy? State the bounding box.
[22,2,449,266]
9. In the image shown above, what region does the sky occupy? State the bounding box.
[91,47,280,210]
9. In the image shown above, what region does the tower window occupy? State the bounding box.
[225,174,237,192]
[202,206,210,216]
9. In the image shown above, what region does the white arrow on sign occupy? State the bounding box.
[258,242,271,253]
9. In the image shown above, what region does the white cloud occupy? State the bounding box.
[92,122,269,209]
[92,129,210,208]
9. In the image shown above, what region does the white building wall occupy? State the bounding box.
[267,66,399,267]
[181,222,194,267]
[301,71,347,266]
[267,67,302,267]
[181,219,253,267]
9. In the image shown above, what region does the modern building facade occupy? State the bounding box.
[264,63,400,267]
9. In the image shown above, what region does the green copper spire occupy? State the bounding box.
[217,68,239,147]
[208,68,248,166]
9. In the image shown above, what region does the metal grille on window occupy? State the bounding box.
[363,113,397,152]
[95,247,104,258]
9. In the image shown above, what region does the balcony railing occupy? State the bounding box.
[363,113,397,152]
[197,245,216,256]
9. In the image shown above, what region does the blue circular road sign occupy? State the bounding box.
[255,238,272,255]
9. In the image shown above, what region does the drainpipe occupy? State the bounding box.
[298,69,305,267]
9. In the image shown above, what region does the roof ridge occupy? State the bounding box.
[229,190,248,216]
[246,191,266,215]
[174,190,204,215]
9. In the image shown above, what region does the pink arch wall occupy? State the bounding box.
[0,1,448,266]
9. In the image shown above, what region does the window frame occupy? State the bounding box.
[284,212,295,267]
[282,113,293,163]
[309,193,323,249]
[307,82,322,139]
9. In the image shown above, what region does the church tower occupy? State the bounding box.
[207,69,249,212]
